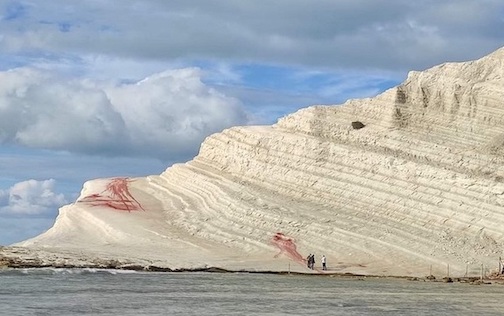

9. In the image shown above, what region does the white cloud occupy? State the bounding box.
[0,67,249,159]
[0,68,129,153]
[0,179,68,215]
[107,68,248,157]
[1,1,503,72]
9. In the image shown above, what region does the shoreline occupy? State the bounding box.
[2,258,504,286]
[2,246,503,285]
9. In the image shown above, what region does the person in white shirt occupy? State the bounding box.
[321,255,327,271]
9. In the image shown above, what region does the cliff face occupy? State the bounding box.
[11,47,504,277]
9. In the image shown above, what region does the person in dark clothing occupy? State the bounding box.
[309,254,315,270]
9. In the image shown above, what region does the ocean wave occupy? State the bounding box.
[0,267,139,276]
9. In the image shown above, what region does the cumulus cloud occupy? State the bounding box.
[0,68,129,153]
[0,67,249,160]
[0,179,68,215]
[107,68,248,157]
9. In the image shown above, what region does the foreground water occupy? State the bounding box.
[1,269,504,315]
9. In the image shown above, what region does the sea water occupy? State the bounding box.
[1,269,504,316]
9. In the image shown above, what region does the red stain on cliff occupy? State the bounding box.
[272,232,304,264]
[78,178,145,212]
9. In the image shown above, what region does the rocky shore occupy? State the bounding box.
[2,246,504,286]
[0,246,225,272]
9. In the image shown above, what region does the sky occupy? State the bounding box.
[1,0,503,245]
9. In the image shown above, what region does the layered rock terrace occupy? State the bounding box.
[2,47,504,277]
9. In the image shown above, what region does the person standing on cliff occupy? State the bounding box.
[321,255,327,271]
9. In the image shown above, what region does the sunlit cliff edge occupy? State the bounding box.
[2,47,504,278]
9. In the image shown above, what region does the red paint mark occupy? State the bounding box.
[271,232,305,265]
[78,178,145,212]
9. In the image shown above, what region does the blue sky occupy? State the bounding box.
[1,0,503,245]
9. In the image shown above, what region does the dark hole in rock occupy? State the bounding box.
[351,121,365,130]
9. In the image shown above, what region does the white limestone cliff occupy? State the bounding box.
[6,47,504,277]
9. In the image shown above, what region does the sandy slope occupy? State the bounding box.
[5,47,504,278]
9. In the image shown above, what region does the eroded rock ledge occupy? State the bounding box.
[0,246,227,272]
